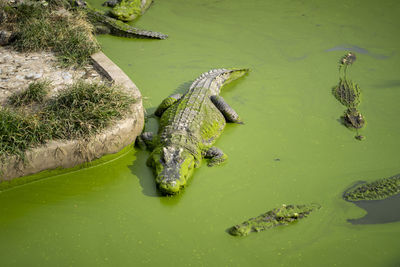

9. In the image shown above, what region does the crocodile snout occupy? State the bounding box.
[157,177,183,195]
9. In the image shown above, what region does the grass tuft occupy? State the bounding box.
[0,108,50,159]
[9,80,50,106]
[43,81,134,139]
[4,2,100,66]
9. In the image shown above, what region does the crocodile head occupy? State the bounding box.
[229,224,252,236]
[147,146,195,194]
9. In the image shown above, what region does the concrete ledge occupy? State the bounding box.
[0,51,144,182]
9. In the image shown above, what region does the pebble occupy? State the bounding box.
[2,55,12,63]
[25,72,43,80]
[61,71,72,81]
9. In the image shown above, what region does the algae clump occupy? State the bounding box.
[229,203,320,236]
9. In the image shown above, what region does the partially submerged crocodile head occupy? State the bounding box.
[147,146,195,194]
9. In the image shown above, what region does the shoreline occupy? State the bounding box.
[0,51,144,184]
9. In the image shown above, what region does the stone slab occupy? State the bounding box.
[0,51,144,181]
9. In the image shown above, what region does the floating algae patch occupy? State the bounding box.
[229,204,320,236]
[343,174,400,202]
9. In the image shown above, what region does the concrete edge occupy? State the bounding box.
[0,51,144,182]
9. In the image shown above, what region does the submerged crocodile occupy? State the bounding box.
[140,68,249,194]
[73,0,167,39]
[229,204,321,236]
[343,174,400,224]
[343,174,400,202]
[331,52,366,140]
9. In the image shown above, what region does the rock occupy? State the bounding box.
[61,71,72,81]
[0,46,106,105]
[16,74,25,80]
[25,72,42,80]
[2,55,12,63]
[33,73,43,80]
[0,31,13,46]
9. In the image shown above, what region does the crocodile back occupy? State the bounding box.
[158,68,248,156]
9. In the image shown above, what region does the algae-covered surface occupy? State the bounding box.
[0,0,400,266]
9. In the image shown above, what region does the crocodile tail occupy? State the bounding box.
[111,27,168,39]
[85,4,168,39]
[189,68,249,95]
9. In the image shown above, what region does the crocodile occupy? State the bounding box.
[229,203,321,236]
[342,174,400,224]
[332,52,365,140]
[73,0,167,39]
[343,174,400,202]
[139,68,249,194]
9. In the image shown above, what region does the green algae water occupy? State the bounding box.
[1,0,400,265]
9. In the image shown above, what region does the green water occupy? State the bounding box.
[1,0,400,265]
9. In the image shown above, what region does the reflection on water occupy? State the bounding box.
[325,44,394,59]
[347,194,400,224]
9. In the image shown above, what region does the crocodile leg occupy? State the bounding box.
[204,147,227,167]
[136,132,155,150]
[210,95,243,124]
[154,94,182,117]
